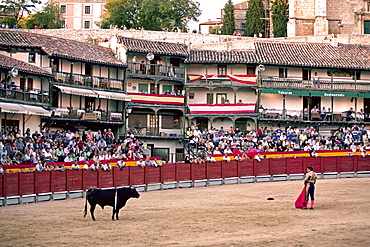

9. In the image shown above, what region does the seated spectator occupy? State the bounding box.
[145,157,155,166]
[89,162,98,171]
[117,158,126,170]
[71,161,80,170]
[83,161,89,170]
[255,153,263,162]
[194,155,205,164]
[205,154,216,163]
[183,156,192,164]
[137,158,145,168]
[35,161,45,172]
[234,153,243,161]
[222,153,231,162]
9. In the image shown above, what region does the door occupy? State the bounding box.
[302,69,311,81]
[196,118,208,130]
[365,20,370,34]
[364,98,370,113]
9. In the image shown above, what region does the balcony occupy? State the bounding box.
[126,62,185,80]
[259,109,370,123]
[261,77,370,92]
[0,88,49,104]
[51,108,123,123]
[128,125,183,138]
[127,92,184,106]
[187,103,256,116]
[186,74,257,87]
[54,72,123,91]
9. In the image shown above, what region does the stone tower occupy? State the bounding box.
[288,0,370,37]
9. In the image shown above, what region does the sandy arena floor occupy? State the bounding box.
[1,177,370,247]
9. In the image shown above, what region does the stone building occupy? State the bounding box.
[288,0,370,37]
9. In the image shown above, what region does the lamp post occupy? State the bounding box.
[124,105,132,137]
[256,64,265,129]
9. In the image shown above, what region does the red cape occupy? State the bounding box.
[295,185,307,208]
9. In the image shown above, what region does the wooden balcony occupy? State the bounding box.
[51,108,123,123]
[260,77,370,92]
[126,62,185,80]
[54,72,124,91]
[186,74,257,87]
[0,88,49,104]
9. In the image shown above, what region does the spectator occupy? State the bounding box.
[71,161,80,170]
[117,158,126,170]
[137,158,145,168]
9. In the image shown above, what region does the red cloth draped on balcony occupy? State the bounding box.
[188,74,257,84]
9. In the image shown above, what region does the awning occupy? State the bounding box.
[0,102,51,116]
[54,85,97,97]
[310,92,358,97]
[55,85,131,101]
[260,89,310,96]
[0,102,28,114]
[93,90,131,101]
[21,104,51,116]
[358,93,370,98]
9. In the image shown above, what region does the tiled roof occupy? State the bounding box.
[117,36,188,57]
[254,42,370,70]
[0,30,125,68]
[186,41,370,70]
[0,54,53,77]
[186,50,258,64]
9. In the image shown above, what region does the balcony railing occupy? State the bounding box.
[0,88,49,104]
[51,108,123,122]
[127,62,185,79]
[54,72,124,91]
[128,125,183,137]
[261,77,370,91]
[259,109,370,122]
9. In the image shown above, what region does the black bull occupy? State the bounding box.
[84,187,140,221]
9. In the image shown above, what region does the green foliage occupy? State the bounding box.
[0,17,16,27]
[221,0,235,35]
[270,0,288,37]
[24,2,64,29]
[0,0,42,25]
[244,0,265,37]
[101,0,201,31]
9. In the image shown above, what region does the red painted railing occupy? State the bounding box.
[1,156,369,198]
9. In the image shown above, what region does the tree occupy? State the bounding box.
[101,0,201,31]
[270,0,288,37]
[244,0,265,37]
[24,2,64,29]
[0,0,42,26]
[221,0,235,35]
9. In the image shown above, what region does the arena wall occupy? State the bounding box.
[1,155,369,205]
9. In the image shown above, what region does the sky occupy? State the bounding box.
[188,0,246,31]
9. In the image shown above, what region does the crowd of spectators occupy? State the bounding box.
[185,124,370,162]
[0,126,150,171]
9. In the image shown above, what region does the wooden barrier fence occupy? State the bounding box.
[1,156,370,198]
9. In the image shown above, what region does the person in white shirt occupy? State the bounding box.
[64,153,73,162]
[89,162,98,171]
[255,153,263,162]
[83,162,89,170]
[234,153,243,161]
[205,154,216,163]
[71,161,80,170]
[222,153,231,162]
[117,158,126,170]
[137,158,145,168]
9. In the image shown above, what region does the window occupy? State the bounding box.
[206,93,213,104]
[28,53,36,63]
[61,5,66,13]
[85,6,91,14]
[247,65,256,75]
[138,83,148,93]
[365,20,370,34]
[163,85,172,94]
[217,64,227,76]
[216,93,227,104]
[61,20,66,28]
[188,93,194,99]
[162,115,181,128]
[27,78,33,91]
[279,68,288,78]
[1,119,19,133]
[84,21,90,29]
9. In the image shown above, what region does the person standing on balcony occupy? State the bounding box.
[313,72,320,88]
[168,63,175,77]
